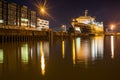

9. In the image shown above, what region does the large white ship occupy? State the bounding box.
[72,10,104,33]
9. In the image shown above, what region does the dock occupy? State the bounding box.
[1,26,120,43]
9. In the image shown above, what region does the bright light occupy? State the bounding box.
[111,36,114,59]
[34,0,54,19]
[0,20,3,23]
[40,42,45,76]
[40,7,46,13]
[110,24,115,30]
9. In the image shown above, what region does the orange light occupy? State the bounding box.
[40,7,46,13]
[110,24,115,30]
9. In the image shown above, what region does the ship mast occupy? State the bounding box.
[85,10,88,16]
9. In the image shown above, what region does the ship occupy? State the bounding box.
[71,10,104,33]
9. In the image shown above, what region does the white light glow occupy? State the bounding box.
[0,20,3,23]
[40,42,45,76]
[21,18,28,22]
[21,23,28,26]
[111,36,114,59]
[91,37,104,61]
[75,27,80,31]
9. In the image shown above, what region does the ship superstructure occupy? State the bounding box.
[72,10,104,33]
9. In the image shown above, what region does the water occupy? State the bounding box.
[0,36,120,80]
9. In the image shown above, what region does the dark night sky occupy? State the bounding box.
[6,0,120,30]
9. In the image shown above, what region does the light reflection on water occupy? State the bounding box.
[72,39,76,64]
[21,44,29,63]
[72,36,104,66]
[91,37,104,61]
[40,41,45,76]
[111,36,114,59]
[62,40,65,59]
[0,36,120,80]
[0,49,3,63]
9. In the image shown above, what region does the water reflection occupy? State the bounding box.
[91,37,104,61]
[62,40,65,59]
[40,42,45,76]
[37,41,49,76]
[76,38,89,63]
[111,36,114,59]
[21,44,29,63]
[1,36,120,80]
[0,49,3,63]
[73,36,104,65]
[72,39,76,64]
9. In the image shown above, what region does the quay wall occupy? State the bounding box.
[0,28,49,42]
[0,28,108,42]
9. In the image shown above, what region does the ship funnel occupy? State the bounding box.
[85,10,88,16]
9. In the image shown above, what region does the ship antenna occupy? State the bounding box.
[85,10,88,16]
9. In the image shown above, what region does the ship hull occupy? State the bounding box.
[73,23,103,33]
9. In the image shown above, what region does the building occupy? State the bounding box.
[8,2,17,26]
[37,18,49,30]
[0,0,49,30]
[0,0,7,26]
[20,5,28,27]
[30,10,37,28]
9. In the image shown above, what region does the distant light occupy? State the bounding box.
[35,0,53,19]
[110,24,115,30]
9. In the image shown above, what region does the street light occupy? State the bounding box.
[111,24,115,30]
[35,0,53,19]
[40,7,46,13]
[40,0,47,14]
[110,24,115,33]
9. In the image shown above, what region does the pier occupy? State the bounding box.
[1,26,120,43]
[0,27,49,42]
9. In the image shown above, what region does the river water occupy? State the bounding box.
[0,36,120,80]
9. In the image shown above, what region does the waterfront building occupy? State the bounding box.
[0,0,7,26]
[30,10,37,28]
[0,0,49,30]
[20,5,28,27]
[37,18,49,30]
[8,2,17,26]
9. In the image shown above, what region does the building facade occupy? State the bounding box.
[37,18,49,30]
[30,10,37,28]
[0,0,7,26]
[8,2,17,26]
[0,0,49,30]
[20,5,28,27]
